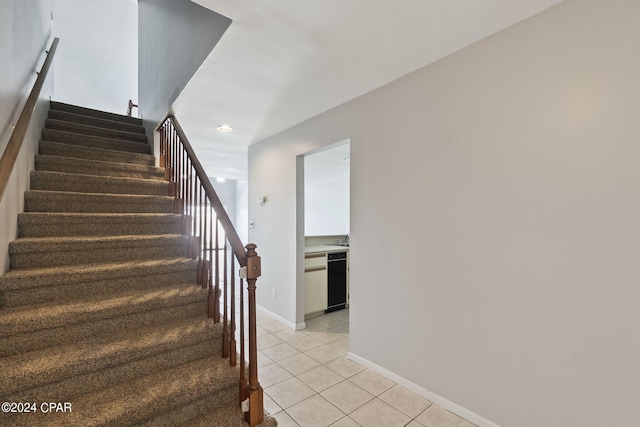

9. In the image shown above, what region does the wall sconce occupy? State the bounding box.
[258,196,267,207]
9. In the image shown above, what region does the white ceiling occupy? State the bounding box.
[173,0,563,180]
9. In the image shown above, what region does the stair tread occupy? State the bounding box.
[18,212,181,220]
[24,189,175,214]
[48,109,146,134]
[31,169,167,185]
[30,170,169,196]
[46,355,235,427]
[0,257,197,287]
[10,233,186,249]
[46,118,148,143]
[40,140,155,165]
[50,101,143,125]
[0,283,206,335]
[1,316,220,395]
[35,154,163,175]
[26,188,173,201]
[43,129,150,154]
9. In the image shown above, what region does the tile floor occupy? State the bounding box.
[252,309,477,427]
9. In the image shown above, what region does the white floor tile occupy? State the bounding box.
[287,395,345,427]
[266,377,316,409]
[350,398,411,427]
[304,343,347,364]
[263,393,282,416]
[378,384,432,418]
[258,333,284,350]
[274,328,309,342]
[415,404,476,427]
[261,320,290,333]
[349,369,395,396]
[278,353,321,376]
[288,335,325,352]
[273,410,300,427]
[320,379,374,414]
[324,357,365,378]
[297,365,345,392]
[262,342,301,361]
[260,362,293,388]
[329,416,360,427]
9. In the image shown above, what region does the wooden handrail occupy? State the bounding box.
[159,115,264,426]
[167,115,247,266]
[0,37,59,201]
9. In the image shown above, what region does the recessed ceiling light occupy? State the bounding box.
[216,124,233,133]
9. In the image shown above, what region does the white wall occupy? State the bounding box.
[53,0,137,114]
[248,1,640,426]
[304,144,350,236]
[0,0,54,272]
[235,179,249,245]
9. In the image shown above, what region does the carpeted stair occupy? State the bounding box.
[0,102,276,427]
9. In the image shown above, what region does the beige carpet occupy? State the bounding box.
[0,102,276,427]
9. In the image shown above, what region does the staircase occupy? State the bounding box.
[0,102,276,426]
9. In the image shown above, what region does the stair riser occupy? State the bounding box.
[40,141,155,166]
[18,216,183,238]
[0,301,207,357]
[43,129,150,154]
[30,172,170,196]
[1,269,197,308]
[35,155,164,180]
[46,119,148,144]
[49,110,145,134]
[10,243,188,269]
[50,101,142,125]
[3,327,218,398]
[24,191,175,213]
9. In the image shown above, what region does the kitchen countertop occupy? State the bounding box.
[305,245,349,254]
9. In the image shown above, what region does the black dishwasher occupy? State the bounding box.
[326,251,347,312]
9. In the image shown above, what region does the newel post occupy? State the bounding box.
[244,243,264,426]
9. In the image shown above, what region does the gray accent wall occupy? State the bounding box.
[137,0,231,140]
[248,0,640,426]
[0,0,54,272]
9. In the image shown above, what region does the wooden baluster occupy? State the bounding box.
[239,277,247,403]
[169,124,176,196]
[191,174,199,259]
[208,201,216,318]
[159,125,166,174]
[195,181,201,283]
[244,244,263,426]
[181,146,186,214]
[213,219,220,323]
[222,239,229,358]
[230,257,237,367]
[203,198,210,293]
[183,159,191,239]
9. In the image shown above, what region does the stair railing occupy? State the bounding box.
[158,115,264,426]
[0,37,59,201]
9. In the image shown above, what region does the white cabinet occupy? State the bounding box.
[304,253,327,315]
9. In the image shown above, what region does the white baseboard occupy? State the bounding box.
[256,305,306,330]
[347,352,501,427]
